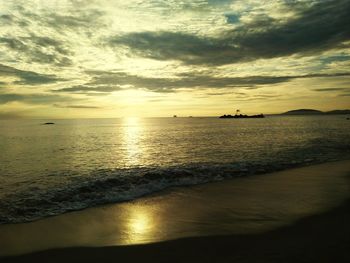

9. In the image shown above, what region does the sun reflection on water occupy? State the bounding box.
[122,117,143,166]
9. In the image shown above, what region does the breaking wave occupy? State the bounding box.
[0,157,342,224]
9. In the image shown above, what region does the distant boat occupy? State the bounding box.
[220,109,265,119]
[173,115,177,118]
[43,122,55,125]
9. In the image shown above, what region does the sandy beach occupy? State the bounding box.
[1,160,350,262]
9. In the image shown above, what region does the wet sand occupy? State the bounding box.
[1,160,350,262]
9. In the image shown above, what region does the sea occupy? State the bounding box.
[0,115,349,224]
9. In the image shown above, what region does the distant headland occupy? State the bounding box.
[281,109,350,115]
[219,109,350,119]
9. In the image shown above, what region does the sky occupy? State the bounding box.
[0,0,350,118]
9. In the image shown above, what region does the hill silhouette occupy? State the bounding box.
[282,109,350,115]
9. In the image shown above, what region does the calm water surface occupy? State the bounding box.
[0,116,349,223]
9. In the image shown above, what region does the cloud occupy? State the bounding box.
[206,91,246,96]
[44,10,106,29]
[0,36,73,66]
[0,14,13,24]
[13,6,107,38]
[72,71,292,93]
[0,64,62,85]
[1,0,350,118]
[0,5,106,67]
[29,36,72,55]
[52,70,350,94]
[231,94,282,101]
[0,93,74,105]
[0,37,27,53]
[52,85,122,94]
[313,88,349,92]
[53,104,102,109]
[225,14,240,24]
[312,86,350,98]
[86,70,298,91]
[109,0,350,65]
[0,13,29,27]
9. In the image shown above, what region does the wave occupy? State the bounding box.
[0,156,346,224]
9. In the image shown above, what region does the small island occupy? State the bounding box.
[220,110,265,119]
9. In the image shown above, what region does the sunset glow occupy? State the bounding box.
[0,0,349,118]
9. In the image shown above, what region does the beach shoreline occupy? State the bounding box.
[3,199,350,263]
[1,159,350,262]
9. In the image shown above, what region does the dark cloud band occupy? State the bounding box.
[0,93,75,105]
[51,71,350,94]
[0,64,63,85]
[109,0,350,65]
